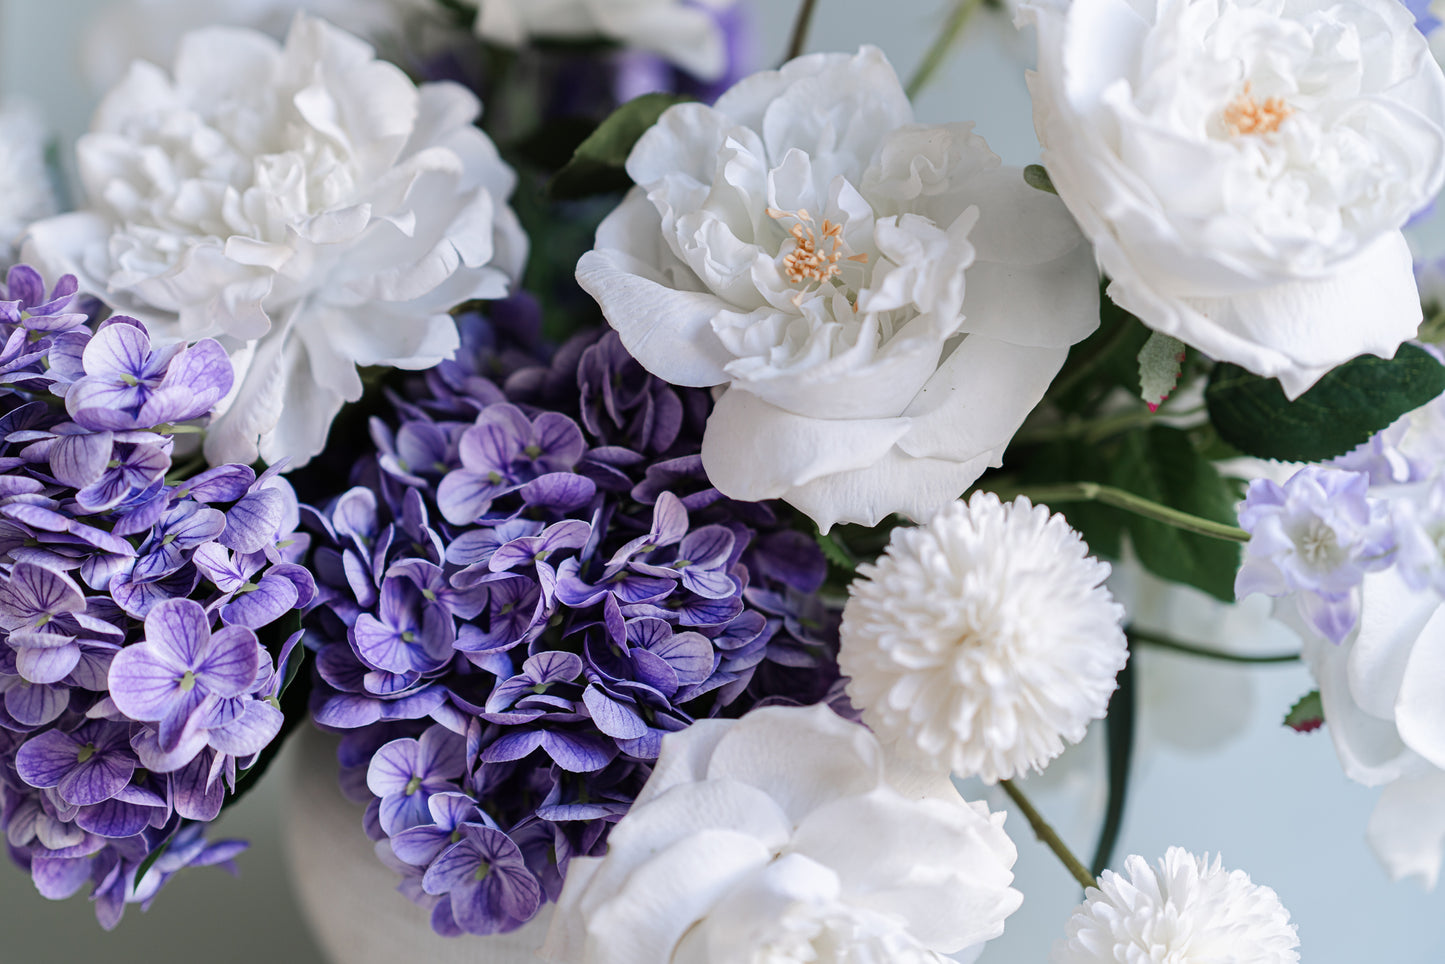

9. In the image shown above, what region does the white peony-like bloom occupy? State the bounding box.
[1052,848,1300,964]
[0,98,56,264]
[542,703,1022,964]
[1021,0,1445,397]
[839,493,1128,783]
[1280,568,1445,887]
[24,15,525,467]
[472,0,737,80]
[577,46,1099,532]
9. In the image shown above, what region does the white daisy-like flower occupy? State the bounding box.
[838,492,1127,783]
[1052,848,1300,964]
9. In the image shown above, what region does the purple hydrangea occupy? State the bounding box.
[302,316,843,936]
[0,265,314,927]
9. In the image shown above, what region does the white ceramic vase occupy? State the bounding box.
[284,726,555,964]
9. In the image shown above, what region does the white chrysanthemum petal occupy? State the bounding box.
[1052,848,1300,964]
[839,492,1127,782]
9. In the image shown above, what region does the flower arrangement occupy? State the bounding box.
[1,0,1444,960]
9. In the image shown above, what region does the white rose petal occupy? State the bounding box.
[1021,0,1445,396]
[543,704,1022,964]
[24,15,526,468]
[579,47,1099,531]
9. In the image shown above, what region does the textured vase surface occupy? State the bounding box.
[284,726,555,964]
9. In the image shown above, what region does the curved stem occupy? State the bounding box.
[1000,780,1096,890]
[995,482,1250,543]
[784,0,821,61]
[1128,627,1300,664]
[905,0,984,99]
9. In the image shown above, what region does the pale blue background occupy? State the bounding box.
[0,1,1441,962]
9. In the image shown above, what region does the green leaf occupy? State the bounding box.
[1137,332,1185,410]
[1023,164,1057,195]
[1011,438,1125,559]
[223,635,311,815]
[133,838,171,890]
[1205,344,1445,462]
[1284,689,1324,732]
[1107,426,1242,601]
[814,529,857,573]
[549,93,692,200]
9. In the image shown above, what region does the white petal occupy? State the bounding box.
[1365,769,1445,889]
[699,388,912,502]
[703,704,882,825]
[1394,602,1445,769]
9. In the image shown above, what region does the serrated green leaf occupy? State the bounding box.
[815,530,857,573]
[1284,689,1324,732]
[1137,332,1185,410]
[1205,345,1445,462]
[549,93,691,200]
[1107,426,1242,601]
[1023,164,1057,195]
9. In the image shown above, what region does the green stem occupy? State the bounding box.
[1000,780,1096,890]
[1128,627,1300,664]
[993,482,1250,543]
[905,0,984,99]
[784,0,821,61]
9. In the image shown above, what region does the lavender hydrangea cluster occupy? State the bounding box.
[0,265,314,927]
[303,307,842,937]
[1236,390,1445,641]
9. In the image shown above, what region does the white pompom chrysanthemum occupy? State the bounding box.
[838,492,1127,782]
[1053,848,1300,964]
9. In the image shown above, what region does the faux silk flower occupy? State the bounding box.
[24,14,527,468]
[0,98,56,263]
[542,703,1022,964]
[577,46,1099,531]
[1281,570,1445,887]
[1021,0,1445,396]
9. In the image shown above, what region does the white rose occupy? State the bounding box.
[1021,0,1445,397]
[577,46,1099,531]
[542,703,1022,964]
[0,98,56,264]
[473,0,737,80]
[24,15,526,467]
[1280,567,1445,885]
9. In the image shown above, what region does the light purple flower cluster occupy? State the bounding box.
[1236,467,1396,642]
[1237,388,1445,641]
[303,309,842,936]
[0,265,314,927]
